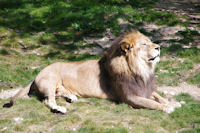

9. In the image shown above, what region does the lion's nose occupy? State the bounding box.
[155,46,160,51]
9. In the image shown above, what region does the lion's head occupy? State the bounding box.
[119,30,160,81]
[100,30,160,100]
[102,30,160,81]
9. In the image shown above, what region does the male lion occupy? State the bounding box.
[3,30,181,113]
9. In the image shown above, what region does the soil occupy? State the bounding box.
[158,82,200,101]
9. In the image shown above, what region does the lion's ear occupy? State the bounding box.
[120,42,132,53]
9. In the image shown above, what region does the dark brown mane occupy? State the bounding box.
[99,31,156,103]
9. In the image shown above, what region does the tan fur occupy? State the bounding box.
[5,30,181,113]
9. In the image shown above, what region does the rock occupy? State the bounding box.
[13,117,24,122]
[81,28,116,55]
[180,101,186,104]
[160,69,169,73]
[140,23,186,46]
[158,82,200,101]
[158,26,185,41]
[163,90,168,94]
[180,0,200,4]
[142,24,162,32]
[117,18,133,32]
[83,30,114,49]
[104,28,115,40]
[95,36,113,49]
[160,26,185,36]
[31,66,39,69]
[73,46,103,56]
[0,127,7,131]
[169,92,175,96]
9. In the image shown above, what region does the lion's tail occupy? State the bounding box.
[3,81,34,108]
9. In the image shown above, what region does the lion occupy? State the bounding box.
[3,30,181,113]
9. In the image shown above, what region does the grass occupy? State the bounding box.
[176,29,200,44]
[156,44,200,86]
[0,0,187,49]
[0,93,200,133]
[187,73,200,87]
[155,58,196,86]
[0,0,200,132]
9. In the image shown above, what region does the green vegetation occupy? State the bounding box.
[157,45,200,86]
[187,73,200,87]
[0,93,200,133]
[0,0,186,49]
[0,0,200,132]
[176,29,200,44]
[155,58,195,86]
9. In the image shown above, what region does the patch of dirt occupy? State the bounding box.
[183,64,200,80]
[0,88,20,99]
[158,82,200,101]
[158,57,200,101]
[159,1,200,22]
[73,46,104,56]
[83,28,115,49]
[155,0,200,18]
[143,0,200,47]
[140,23,200,47]
[74,28,116,55]
[0,81,13,88]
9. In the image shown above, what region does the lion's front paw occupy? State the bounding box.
[169,101,182,108]
[174,102,181,108]
[162,101,182,113]
[52,106,67,114]
[64,94,78,103]
[58,106,67,113]
[163,104,175,114]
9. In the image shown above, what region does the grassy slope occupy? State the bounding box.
[0,0,200,133]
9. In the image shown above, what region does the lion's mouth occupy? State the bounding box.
[148,54,160,61]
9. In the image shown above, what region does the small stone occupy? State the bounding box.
[169,92,175,96]
[31,66,38,69]
[180,101,186,104]
[13,117,23,122]
[18,40,23,43]
[1,127,7,131]
[163,90,168,94]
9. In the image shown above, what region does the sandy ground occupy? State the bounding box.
[158,82,200,101]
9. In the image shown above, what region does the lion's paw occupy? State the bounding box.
[64,94,78,103]
[174,102,181,108]
[163,105,175,114]
[170,101,182,108]
[57,106,67,113]
[162,101,182,113]
[52,106,67,114]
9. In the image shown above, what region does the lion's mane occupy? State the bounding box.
[99,31,156,103]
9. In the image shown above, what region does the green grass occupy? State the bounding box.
[156,44,200,86]
[187,73,200,87]
[155,58,195,86]
[0,0,187,50]
[0,51,199,132]
[1,93,200,133]
[176,29,200,44]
